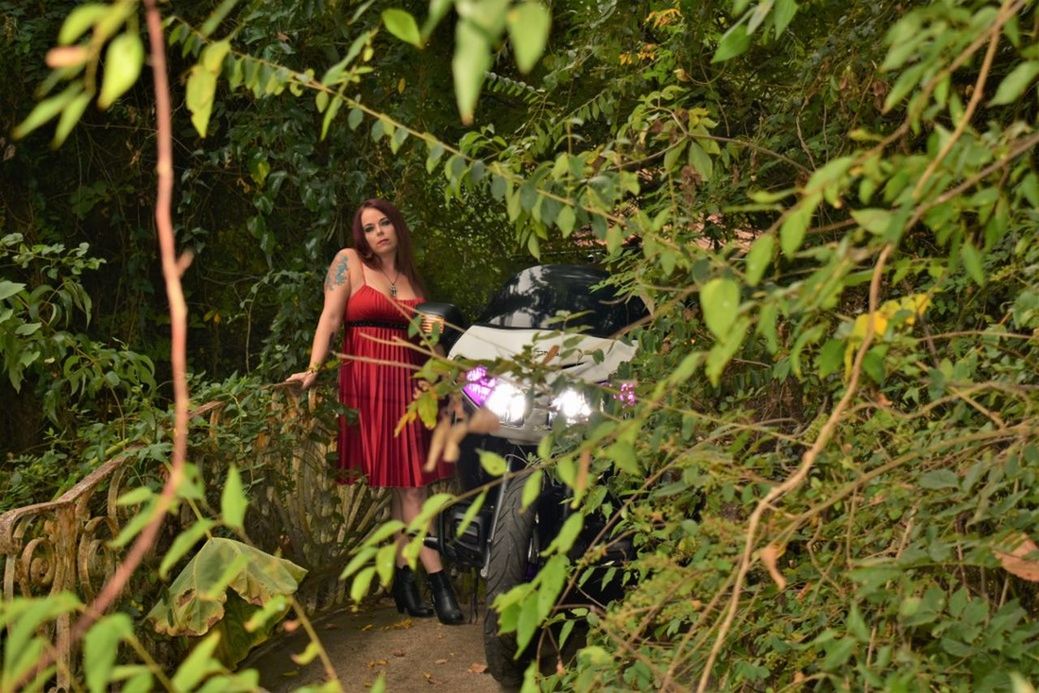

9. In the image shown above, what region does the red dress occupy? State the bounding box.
[337,284,452,487]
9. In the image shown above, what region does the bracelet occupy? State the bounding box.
[305,364,320,374]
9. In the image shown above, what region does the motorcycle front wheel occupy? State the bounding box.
[484,472,537,688]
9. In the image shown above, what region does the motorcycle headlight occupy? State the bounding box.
[485,381,530,426]
[550,387,595,424]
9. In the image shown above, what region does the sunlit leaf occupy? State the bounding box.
[507,2,551,74]
[98,32,144,109]
[700,277,740,338]
[382,9,422,48]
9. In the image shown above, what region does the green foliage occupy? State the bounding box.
[6,0,1039,690]
[147,537,306,666]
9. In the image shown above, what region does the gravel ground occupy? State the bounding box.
[246,598,503,692]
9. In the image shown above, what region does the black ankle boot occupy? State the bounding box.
[391,566,434,617]
[427,570,465,625]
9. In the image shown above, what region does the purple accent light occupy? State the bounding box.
[462,366,497,407]
[613,381,637,407]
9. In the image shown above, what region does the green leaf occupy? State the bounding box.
[0,281,26,301]
[479,450,508,476]
[452,20,492,124]
[547,512,583,555]
[148,538,305,638]
[84,614,132,693]
[521,470,542,510]
[160,520,215,579]
[220,464,247,530]
[375,544,396,587]
[744,234,774,286]
[686,141,713,180]
[347,107,363,130]
[607,441,639,475]
[340,547,376,580]
[98,32,144,109]
[712,23,750,63]
[321,94,343,141]
[772,0,798,36]
[706,318,749,385]
[186,66,217,137]
[780,192,820,256]
[59,4,109,45]
[110,498,158,548]
[960,239,985,286]
[13,83,82,139]
[53,92,92,147]
[556,205,576,237]
[700,277,740,338]
[350,566,376,602]
[817,338,845,378]
[171,633,222,691]
[989,61,1039,106]
[537,555,567,619]
[852,208,892,236]
[382,9,422,47]
[455,490,487,537]
[919,469,959,490]
[507,2,551,74]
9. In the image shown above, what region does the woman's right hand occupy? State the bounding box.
[285,370,318,391]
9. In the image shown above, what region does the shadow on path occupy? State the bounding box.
[246,598,502,692]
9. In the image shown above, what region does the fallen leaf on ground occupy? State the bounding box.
[468,662,488,674]
[995,533,1039,581]
[384,618,414,630]
[434,658,448,664]
[392,650,405,657]
[423,672,435,684]
[361,623,374,631]
[367,659,389,668]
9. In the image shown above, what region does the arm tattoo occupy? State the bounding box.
[324,254,349,291]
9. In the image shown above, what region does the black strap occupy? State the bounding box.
[346,319,409,330]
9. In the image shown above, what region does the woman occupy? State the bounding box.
[286,198,463,625]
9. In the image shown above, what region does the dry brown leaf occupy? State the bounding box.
[995,533,1039,581]
[760,543,787,590]
[575,449,592,496]
[361,623,374,632]
[468,662,488,674]
[443,421,469,462]
[367,659,389,668]
[541,344,560,365]
[468,407,500,435]
[434,658,448,664]
[392,650,405,657]
[425,414,452,471]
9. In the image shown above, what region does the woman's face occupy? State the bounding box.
[360,207,398,256]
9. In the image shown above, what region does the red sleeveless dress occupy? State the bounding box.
[337,284,452,487]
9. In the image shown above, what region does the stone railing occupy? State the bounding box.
[0,385,389,688]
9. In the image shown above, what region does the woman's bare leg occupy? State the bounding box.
[390,490,409,568]
[395,486,444,573]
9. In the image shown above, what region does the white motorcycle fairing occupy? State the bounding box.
[448,325,637,444]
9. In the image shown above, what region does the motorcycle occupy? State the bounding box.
[418,264,646,686]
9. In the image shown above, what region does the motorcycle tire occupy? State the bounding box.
[484,472,537,688]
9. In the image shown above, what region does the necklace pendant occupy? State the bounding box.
[389,284,397,298]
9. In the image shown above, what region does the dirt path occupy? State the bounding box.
[248,598,502,692]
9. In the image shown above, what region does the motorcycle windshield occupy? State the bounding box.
[476,265,646,338]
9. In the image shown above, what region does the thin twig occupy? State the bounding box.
[695,243,893,693]
[912,0,1011,199]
